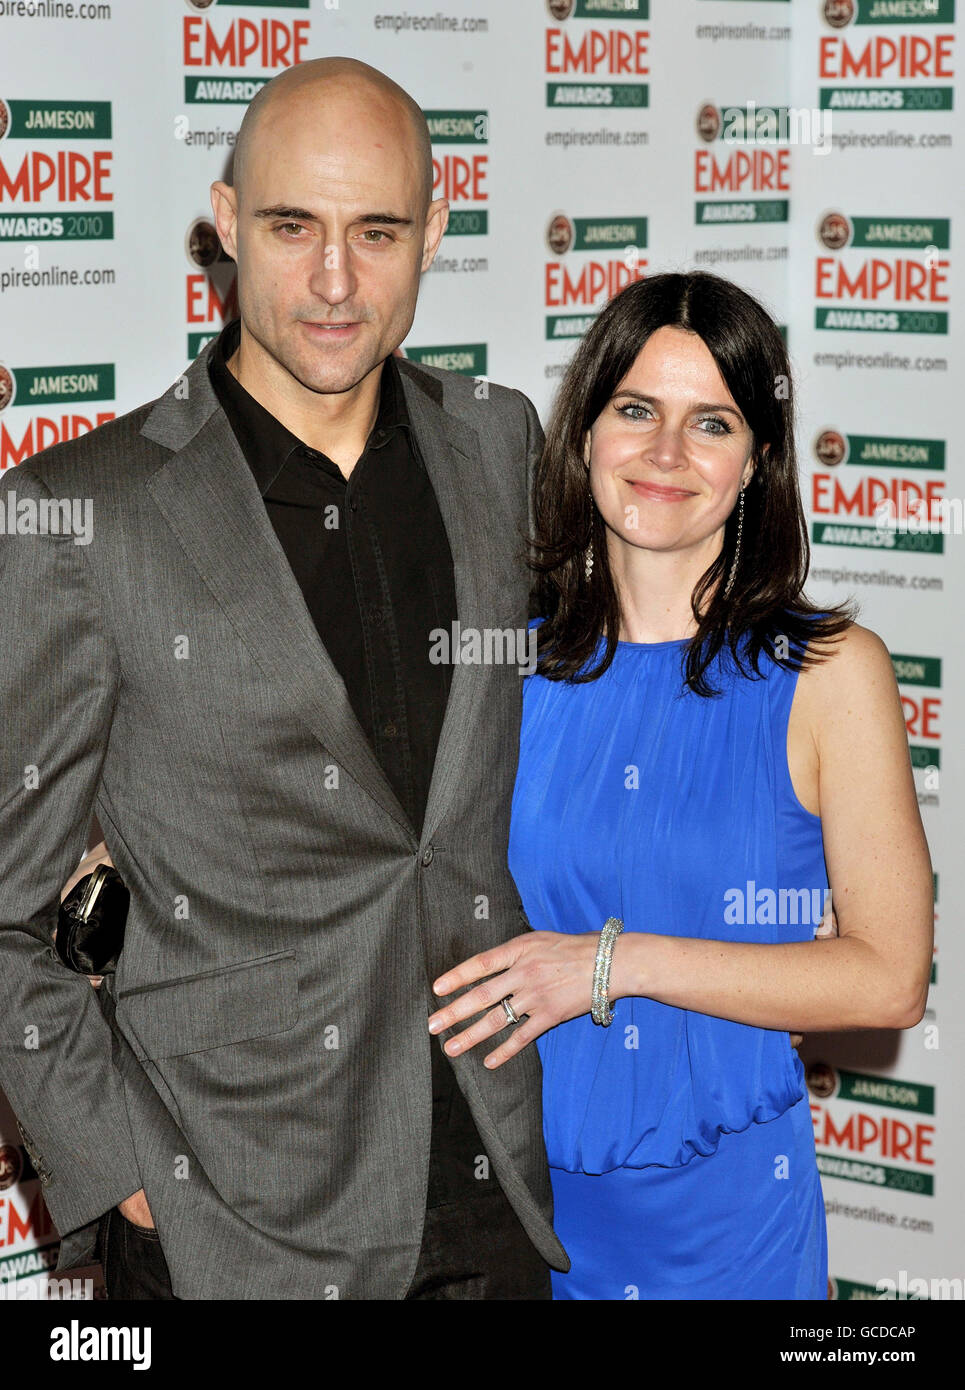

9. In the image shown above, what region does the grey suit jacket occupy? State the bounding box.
[0,340,569,1298]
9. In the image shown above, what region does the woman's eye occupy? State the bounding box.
[617,403,650,421]
[698,417,732,435]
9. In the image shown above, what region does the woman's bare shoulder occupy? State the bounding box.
[795,621,903,739]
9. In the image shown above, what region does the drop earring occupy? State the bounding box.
[584,541,594,582]
[723,484,745,599]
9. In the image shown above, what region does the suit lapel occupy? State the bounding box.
[397,366,497,842]
[140,344,503,847]
[142,349,416,842]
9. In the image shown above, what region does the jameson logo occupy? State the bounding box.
[197,1,311,8]
[891,653,941,687]
[808,1061,935,1113]
[546,213,646,339]
[816,432,945,470]
[819,32,954,110]
[548,0,650,17]
[723,883,831,927]
[402,344,487,377]
[546,24,649,107]
[425,111,488,144]
[571,216,647,250]
[844,1071,934,1114]
[817,211,952,252]
[427,111,489,236]
[0,363,114,411]
[0,101,111,140]
[824,0,957,25]
[815,211,950,335]
[853,216,949,249]
[699,103,796,143]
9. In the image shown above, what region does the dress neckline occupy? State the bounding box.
[615,637,691,650]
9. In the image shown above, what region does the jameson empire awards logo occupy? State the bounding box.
[0,361,115,470]
[810,425,948,554]
[814,210,950,335]
[426,111,489,238]
[182,0,311,106]
[545,0,650,109]
[400,345,489,377]
[891,653,942,802]
[545,213,648,340]
[0,99,113,242]
[694,103,790,227]
[807,1062,936,1197]
[824,0,956,29]
[819,7,955,112]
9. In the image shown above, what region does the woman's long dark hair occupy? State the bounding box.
[532,270,854,694]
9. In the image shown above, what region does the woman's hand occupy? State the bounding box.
[429,931,599,1070]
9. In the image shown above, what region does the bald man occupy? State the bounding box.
[0,58,569,1299]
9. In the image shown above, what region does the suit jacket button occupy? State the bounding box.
[421,845,434,866]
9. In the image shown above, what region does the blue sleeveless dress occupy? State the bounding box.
[508,629,829,1300]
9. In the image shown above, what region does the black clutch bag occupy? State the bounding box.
[55,864,129,975]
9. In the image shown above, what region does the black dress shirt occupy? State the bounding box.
[209,318,455,836]
[207,321,493,1218]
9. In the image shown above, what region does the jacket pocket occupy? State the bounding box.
[116,949,298,1060]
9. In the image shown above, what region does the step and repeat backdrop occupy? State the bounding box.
[0,0,959,1302]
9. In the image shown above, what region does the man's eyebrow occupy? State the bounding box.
[253,206,414,227]
[612,389,744,418]
[254,206,320,222]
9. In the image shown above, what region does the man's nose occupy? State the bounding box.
[308,237,357,306]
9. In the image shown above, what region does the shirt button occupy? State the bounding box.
[370,608,384,627]
[421,845,434,866]
[371,430,387,447]
[349,501,358,513]
[383,721,398,738]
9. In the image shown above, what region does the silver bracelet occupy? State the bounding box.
[591,916,624,1026]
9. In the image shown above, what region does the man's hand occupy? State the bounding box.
[60,840,114,902]
[118,1189,154,1229]
[56,840,116,989]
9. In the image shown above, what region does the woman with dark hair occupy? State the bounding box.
[428,271,933,1300]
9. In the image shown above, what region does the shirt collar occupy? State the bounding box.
[207,318,411,495]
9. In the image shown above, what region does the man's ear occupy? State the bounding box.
[422,198,450,272]
[210,181,239,261]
